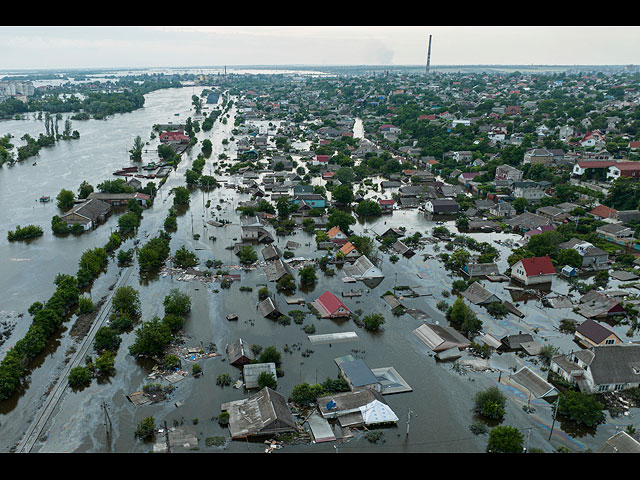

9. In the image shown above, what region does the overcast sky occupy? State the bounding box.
[1,26,639,71]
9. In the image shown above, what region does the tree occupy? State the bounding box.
[327,209,356,234]
[332,184,354,205]
[363,313,385,331]
[56,189,75,210]
[355,199,382,216]
[94,326,121,352]
[173,245,199,268]
[163,289,192,316]
[112,286,141,317]
[290,382,324,405]
[474,386,507,420]
[129,316,173,358]
[258,371,277,389]
[172,186,190,206]
[258,346,281,364]
[77,181,94,199]
[487,426,524,453]
[446,296,482,336]
[236,245,258,265]
[298,265,317,286]
[557,248,582,268]
[512,197,529,214]
[201,138,212,157]
[118,212,139,233]
[135,416,156,441]
[556,390,606,428]
[68,366,92,390]
[129,135,144,161]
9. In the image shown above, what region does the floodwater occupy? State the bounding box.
[0,84,636,454]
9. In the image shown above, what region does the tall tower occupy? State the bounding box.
[426,35,432,75]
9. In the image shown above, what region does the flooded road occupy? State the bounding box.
[0,84,636,453]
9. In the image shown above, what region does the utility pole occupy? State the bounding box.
[548,395,560,441]
[406,409,414,436]
[164,420,171,453]
[524,427,532,453]
[102,401,112,436]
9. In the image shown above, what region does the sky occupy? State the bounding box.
[1,26,640,71]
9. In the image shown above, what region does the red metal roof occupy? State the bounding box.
[520,255,556,276]
[589,205,617,218]
[316,291,350,315]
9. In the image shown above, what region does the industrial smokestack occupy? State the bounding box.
[426,35,432,75]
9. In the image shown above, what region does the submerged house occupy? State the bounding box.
[312,291,351,319]
[222,387,298,440]
[226,338,255,367]
[510,255,556,285]
[412,323,471,360]
[60,198,112,230]
[343,255,384,282]
[550,344,640,394]
[575,319,623,348]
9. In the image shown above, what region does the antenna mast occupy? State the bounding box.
[426,35,432,75]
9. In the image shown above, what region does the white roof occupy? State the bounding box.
[359,400,398,425]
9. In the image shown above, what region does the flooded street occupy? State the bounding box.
[0,83,636,454]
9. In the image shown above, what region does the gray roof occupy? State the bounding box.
[226,338,255,366]
[509,366,557,398]
[590,344,640,386]
[597,431,640,453]
[339,359,379,387]
[225,387,297,439]
[62,198,111,222]
[461,282,501,305]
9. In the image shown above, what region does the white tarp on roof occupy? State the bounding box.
[359,400,398,425]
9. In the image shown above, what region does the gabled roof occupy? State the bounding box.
[314,291,350,316]
[519,255,556,276]
[576,319,621,344]
[589,204,618,218]
[327,226,345,239]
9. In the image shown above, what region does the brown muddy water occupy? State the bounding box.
[0,85,636,453]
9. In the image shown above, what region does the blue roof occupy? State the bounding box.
[340,359,378,387]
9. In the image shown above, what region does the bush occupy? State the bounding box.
[218,411,230,426]
[135,416,156,441]
[363,313,385,331]
[290,382,324,405]
[259,346,281,364]
[487,426,524,453]
[216,373,231,386]
[7,224,44,241]
[257,371,277,389]
[556,390,606,428]
[163,289,192,316]
[474,387,507,420]
[94,326,121,352]
[112,286,141,317]
[78,295,94,314]
[68,366,92,389]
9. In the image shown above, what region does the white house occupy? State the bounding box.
[511,255,556,285]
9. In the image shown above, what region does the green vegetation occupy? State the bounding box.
[473,387,507,420]
[7,224,43,242]
[486,426,524,453]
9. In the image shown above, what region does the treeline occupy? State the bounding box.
[0,229,122,401]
